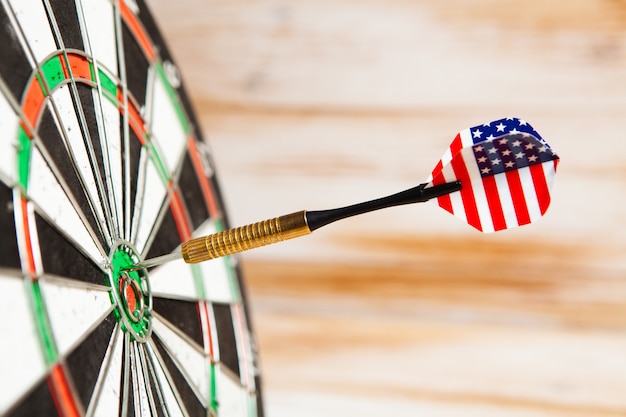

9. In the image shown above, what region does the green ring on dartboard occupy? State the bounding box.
[0,1,262,416]
[108,242,152,342]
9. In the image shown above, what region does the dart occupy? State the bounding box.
[137,117,560,269]
[136,180,462,269]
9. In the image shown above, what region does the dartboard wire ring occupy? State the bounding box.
[0,1,263,416]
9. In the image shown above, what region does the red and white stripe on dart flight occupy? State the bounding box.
[427,117,559,233]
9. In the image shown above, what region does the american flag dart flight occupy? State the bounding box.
[427,117,560,233]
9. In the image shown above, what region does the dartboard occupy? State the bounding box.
[0,1,262,416]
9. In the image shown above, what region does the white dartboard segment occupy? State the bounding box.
[38,278,113,357]
[149,257,198,301]
[216,365,249,417]
[0,92,18,184]
[89,326,123,417]
[77,0,118,78]
[0,274,48,416]
[6,0,56,66]
[152,315,211,406]
[29,147,105,263]
[146,340,188,417]
[48,88,110,243]
[134,157,167,255]
[148,72,188,176]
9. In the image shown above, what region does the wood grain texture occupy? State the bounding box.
[148,1,626,415]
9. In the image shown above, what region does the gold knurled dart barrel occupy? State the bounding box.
[181,210,311,264]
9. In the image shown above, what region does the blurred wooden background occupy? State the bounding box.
[149,1,626,415]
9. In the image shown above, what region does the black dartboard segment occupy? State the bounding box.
[0,182,21,269]
[0,6,31,102]
[65,313,117,409]
[0,1,262,416]
[152,296,205,348]
[6,377,61,417]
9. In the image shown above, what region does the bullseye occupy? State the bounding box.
[108,242,152,342]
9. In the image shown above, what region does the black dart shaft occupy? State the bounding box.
[306,181,462,231]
